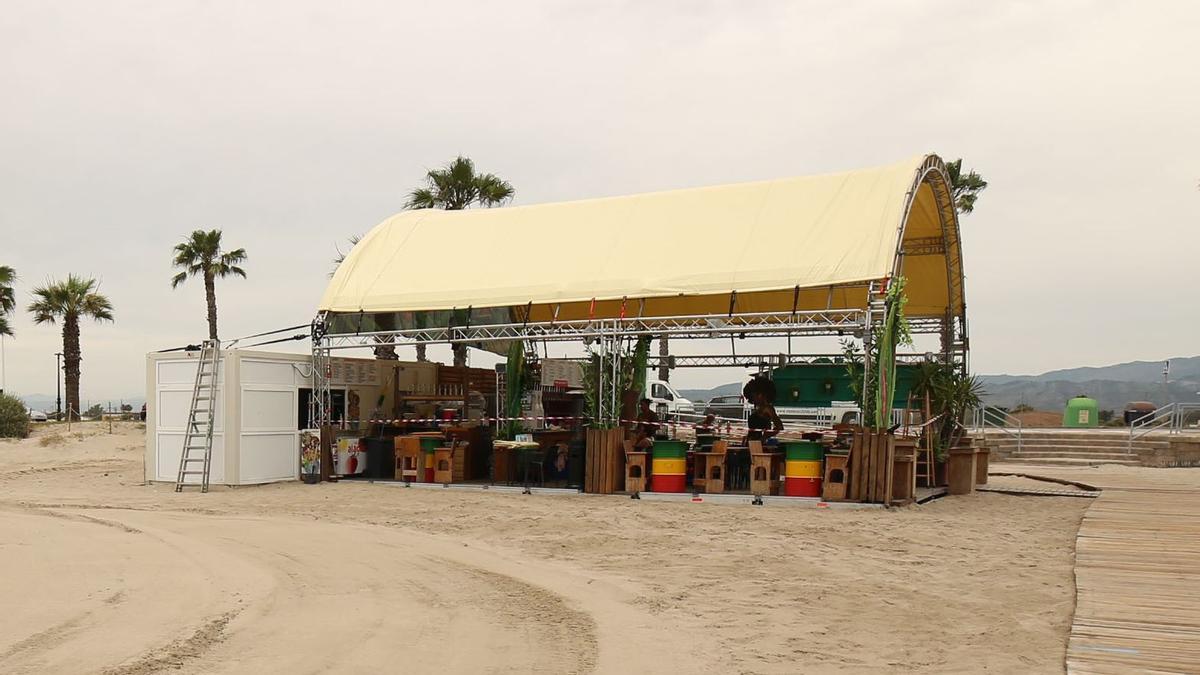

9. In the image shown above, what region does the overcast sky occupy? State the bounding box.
[1,0,1197,404]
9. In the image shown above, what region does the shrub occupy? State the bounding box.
[0,393,32,439]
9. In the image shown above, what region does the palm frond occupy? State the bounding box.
[405,187,436,210]
[27,274,114,324]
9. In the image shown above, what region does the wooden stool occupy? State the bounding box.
[750,452,777,495]
[822,453,849,501]
[695,440,727,494]
[433,443,455,484]
[625,450,648,493]
[394,436,422,482]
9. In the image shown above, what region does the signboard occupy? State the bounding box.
[540,359,584,389]
[330,358,380,386]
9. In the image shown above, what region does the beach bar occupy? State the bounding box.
[302,154,971,504]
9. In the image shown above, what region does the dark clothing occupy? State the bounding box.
[637,411,660,439]
[747,405,781,441]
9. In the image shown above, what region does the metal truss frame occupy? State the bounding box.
[646,351,955,369]
[318,308,886,351]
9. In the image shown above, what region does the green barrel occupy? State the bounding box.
[783,442,824,461]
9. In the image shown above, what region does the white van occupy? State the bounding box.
[645,377,695,420]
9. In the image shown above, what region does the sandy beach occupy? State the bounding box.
[1,422,1089,674]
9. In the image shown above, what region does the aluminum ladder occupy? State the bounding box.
[175,340,219,492]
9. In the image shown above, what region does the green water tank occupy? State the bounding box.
[1063,396,1099,428]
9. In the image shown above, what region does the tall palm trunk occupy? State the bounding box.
[63,315,81,420]
[416,343,428,362]
[657,336,670,381]
[373,339,398,360]
[452,344,467,368]
[204,272,218,340]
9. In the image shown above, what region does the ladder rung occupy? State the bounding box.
[181,457,206,462]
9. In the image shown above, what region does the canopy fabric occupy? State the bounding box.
[319,154,964,321]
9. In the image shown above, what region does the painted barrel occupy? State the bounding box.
[419,436,441,482]
[783,441,824,497]
[650,440,688,493]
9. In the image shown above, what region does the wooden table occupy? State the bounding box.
[493,441,539,485]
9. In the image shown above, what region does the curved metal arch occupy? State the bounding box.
[888,154,968,368]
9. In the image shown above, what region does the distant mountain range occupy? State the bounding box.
[679,356,1200,413]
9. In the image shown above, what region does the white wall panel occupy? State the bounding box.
[157,389,223,431]
[241,359,301,386]
[239,433,298,483]
[157,358,224,385]
[155,433,225,483]
[241,388,295,431]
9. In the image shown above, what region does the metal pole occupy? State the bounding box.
[55,352,62,420]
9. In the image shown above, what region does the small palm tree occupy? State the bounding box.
[405,156,514,366]
[0,265,15,337]
[171,230,247,341]
[28,275,114,420]
[945,159,988,215]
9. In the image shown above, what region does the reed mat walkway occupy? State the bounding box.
[1000,463,1200,673]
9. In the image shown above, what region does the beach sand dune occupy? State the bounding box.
[0,423,1087,673]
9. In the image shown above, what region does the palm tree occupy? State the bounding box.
[331,234,400,360]
[405,156,514,367]
[945,159,988,215]
[171,230,248,341]
[28,275,114,420]
[0,265,15,337]
[405,156,515,211]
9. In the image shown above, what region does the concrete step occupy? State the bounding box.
[983,434,1137,443]
[992,442,1167,452]
[995,456,1140,467]
[1010,450,1135,460]
[977,431,1169,443]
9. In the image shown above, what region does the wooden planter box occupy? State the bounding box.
[585,427,625,494]
[947,447,977,495]
[975,446,990,485]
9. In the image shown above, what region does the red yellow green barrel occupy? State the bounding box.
[650,440,688,493]
[783,441,824,497]
[419,436,441,482]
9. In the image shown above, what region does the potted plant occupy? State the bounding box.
[912,362,984,492]
[300,430,321,484]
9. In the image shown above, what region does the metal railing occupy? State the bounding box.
[972,406,1023,454]
[1129,402,1200,452]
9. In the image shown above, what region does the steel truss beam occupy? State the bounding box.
[901,235,947,256]
[319,309,887,350]
[647,352,956,369]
